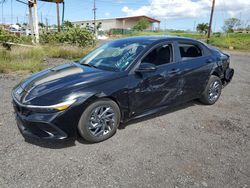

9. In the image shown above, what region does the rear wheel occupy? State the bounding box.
[199,75,222,105]
[78,98,120,143]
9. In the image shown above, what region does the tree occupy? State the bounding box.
[133,18,150,31]
[38,22,45,28]
[222,18,241,33]
[196,23,209,35]
[64,20,74,28]
[97,22,102,30]
[16,23,21,27]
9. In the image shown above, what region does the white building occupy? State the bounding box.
[72,15,160,31]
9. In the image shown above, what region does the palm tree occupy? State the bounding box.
[196,23,209,35]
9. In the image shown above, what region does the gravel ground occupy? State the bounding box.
[0,53,249,188]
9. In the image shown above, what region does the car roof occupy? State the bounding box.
[114,36,203,44]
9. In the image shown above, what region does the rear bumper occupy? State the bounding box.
[223,68,234,86]
[224,68,234,82]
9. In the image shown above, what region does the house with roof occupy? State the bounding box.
[72,15,160,31]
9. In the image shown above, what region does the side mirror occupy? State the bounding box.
[135,63,157,73]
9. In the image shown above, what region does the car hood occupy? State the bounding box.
[13,63,122,104]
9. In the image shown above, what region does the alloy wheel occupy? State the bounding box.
[88,105,115,137]
[208,80,220,102]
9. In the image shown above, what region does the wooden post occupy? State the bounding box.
[56,2,61,32]
[208,0,215,41]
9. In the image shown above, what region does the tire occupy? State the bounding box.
[78,98,121,143]
[199,75,222,105]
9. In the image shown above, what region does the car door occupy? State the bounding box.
[176,41,214,101]
[128,42,183,116]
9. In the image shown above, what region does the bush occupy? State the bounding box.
[109,28,132,35]
[0,29,33,45]
[213,32,221,37]
[40,32,61,44]
[40,27,96,47]
[133,18,150,31]
[0,29,20,43]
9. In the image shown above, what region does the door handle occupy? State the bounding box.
[206,59,213,64]
[168,68,180,74]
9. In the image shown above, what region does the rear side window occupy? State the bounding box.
[178,43,203,60]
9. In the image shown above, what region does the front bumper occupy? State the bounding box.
[15,112,68,140]
[12,97,83,141]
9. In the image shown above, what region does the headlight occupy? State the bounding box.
[25,99,77,113]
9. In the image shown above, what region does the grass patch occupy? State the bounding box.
[0,47,44,73]
[123,31,250,51]
[208,33,250,51]
[43,45,93,60]
[0,45,94,73]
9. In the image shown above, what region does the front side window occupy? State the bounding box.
[179,43,203,60]
[142,44,173,66]
[79,40,149,71]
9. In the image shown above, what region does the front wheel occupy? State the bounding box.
[78,98,121,143]
[199,75,222,105]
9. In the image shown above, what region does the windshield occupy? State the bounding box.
[79,39,149,71]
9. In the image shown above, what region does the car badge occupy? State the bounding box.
[16,87,23,95]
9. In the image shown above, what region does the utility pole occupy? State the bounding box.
[45,17,48,33]
[61,1,65,31]
[56,1,61,32]
[207,0,215,41]
[28,1,34,43]
[33,0,39,43]
[93,0,97,35]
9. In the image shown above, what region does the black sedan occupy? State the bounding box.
[12,36,234,142]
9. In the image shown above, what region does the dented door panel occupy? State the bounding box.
[128,62,183,115]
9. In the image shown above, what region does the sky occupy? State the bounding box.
[1,0,250,31]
